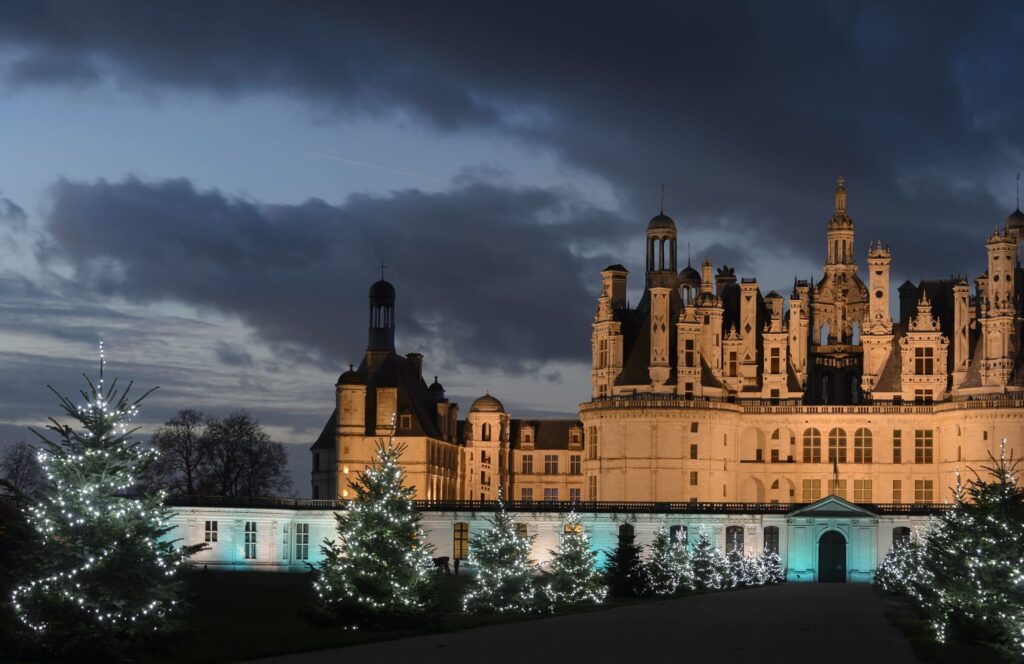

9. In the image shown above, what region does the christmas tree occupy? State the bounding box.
[542,512,606,608]
[875,530,927,598]
[10,348,201,658]
[313,439,436,628]
[690,527,728,591]
[643,525,691,595]
[603,525,646,597]
[462,497,540,613]
[725,531,747,588]
[753,548,785,585]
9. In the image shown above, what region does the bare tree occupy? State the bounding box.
[149,409,210,495]
[205,412,291,497]
[1,441,46,499]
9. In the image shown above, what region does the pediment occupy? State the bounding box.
[787,494,877,518]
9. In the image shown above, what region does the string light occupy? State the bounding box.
[542,511,606,608]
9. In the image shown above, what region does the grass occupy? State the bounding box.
[874,588,1015,664]
[155,570,622,663]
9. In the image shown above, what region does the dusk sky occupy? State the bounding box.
[1,2,1023,495]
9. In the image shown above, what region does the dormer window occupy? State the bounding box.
[524,432,532,443]
[399,413,412,430]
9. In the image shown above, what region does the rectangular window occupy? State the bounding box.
[684,338,695,367]
[521,487,533,502]
[515,523,528,539]
[915,430,934,464]
[570,455,581,475]
[400,413,412,430]
[204,520,218,543]
[295,523,309,560]
[892,479,902,503]
[454,522,469,559]
[914,479,934,503]
[587,426,598,460]
[827,479,846,499]
[853,479,872,502]
[689,470,698,486]
[544,454,558,474]
[893,430,902,464]
[802,479,821,502]
[771,449,780,463]
[914,389,933,404]
[914,347,934,375]
[521,454,533,474]
[729,351,738,377]
[569,487,581,501]
[588,475,597,501]
[543,487,558,502]
[684,382,694,398]
[244,521,257,560]
[690,443,698,460]
[691,422,699,433]
[770,347,780,374]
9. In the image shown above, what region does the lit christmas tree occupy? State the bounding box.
[313,439,436,629]
[752,547,785,585]
[9,348,201,658]
[875,529,928,598]
[725,531,748,588]
[690,527,728,591]
[603,524,646,597]
[462,496,540,614]
[643,525,691,595]
[542,512,606,608]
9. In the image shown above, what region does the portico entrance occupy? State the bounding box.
[817,530,847,582]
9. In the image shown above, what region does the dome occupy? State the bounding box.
[1006,208,1024,231]
[469,392,505,413]
[369,279,395,301]
[647,213,676,232]
[336,365,365,386]
[428,376,445,394]
[678,264,701,285]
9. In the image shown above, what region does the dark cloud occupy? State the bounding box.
[39,175,621,371]
[214,341,254,367]
[0,2,1020,281]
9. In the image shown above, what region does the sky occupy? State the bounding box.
[1,1,1023,496]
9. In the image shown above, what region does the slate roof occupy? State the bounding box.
[873,328,904,393]
[311,408,337,451]
[509,419,582,450]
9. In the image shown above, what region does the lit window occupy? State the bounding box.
[853,428,872,463]
[827,479,847,499]
[544,487,558,502]
[244,521,257,559]
[204,520,218,543]
[893,430,902,464]
[892,480,902,503]
[828,428,847,463]
[564,521,583,535]
[453,522,469,559]
[802,479,821,501]
[295,523,309,560]
[914,430,934,464]
[914,479,934,503]
[854,479,872,502]
[803,428,822,463]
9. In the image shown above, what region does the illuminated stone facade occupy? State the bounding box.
[312,178,1024,509]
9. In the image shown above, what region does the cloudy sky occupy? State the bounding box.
[1,2,1022,495]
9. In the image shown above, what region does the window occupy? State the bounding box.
[914,347,934,375]
[771,449,780,462]
[914,389,933,404]
[544,454,559,474]
[244,521,257,559]
[915,430,934,464]
[521,455,533,474]
[803,428,822,463]
[893,430,902,464]
[914,479,934,503]
[569,487,581,501]
[598,338,608,368]
[690,444,698,460]
[893,527,912,547]
[684,382,694,398]
[853,428,872,463]
[564,521,583,535]
[684,339,695,367]
[570,455,581,475]
[588,475,597,500]
[399,413,412,430]
[453,522,469,559]
[802,479,821,501]
[689,471,699,486]
[521,487,533,501]
[481,422,491,441]
[669,525,688,544]
[770,347,780,374]
[763,526,780,555]
[828,428,847,463]
[544,487,558,502]
[204,520,218,543]
[729,352,738,377]
[854,479,872,502]
[827,479,847,499]
[587,426,598,460]
[725,525,744,553]
[570,430,581,446]
[892,480,902,503]
[515,523,529,539]
[691,422,699,433]
[295,523,309,560]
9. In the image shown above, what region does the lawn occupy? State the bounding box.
[157,570,597,663]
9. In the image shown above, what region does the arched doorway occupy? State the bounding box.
[817,530,846,583]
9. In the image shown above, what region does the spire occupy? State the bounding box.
[687,241,691,267]
[835,176,846,214]
[1017,172,1020,210]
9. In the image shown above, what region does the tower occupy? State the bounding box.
[367,277,396,373]
[592,265,627,398]
[646,211,677,389]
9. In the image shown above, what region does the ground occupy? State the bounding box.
[242,584,916,664]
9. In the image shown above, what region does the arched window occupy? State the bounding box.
[481,422,491,441]
[453,522,469,559]
[770,479,779,489]
[802,428,822,463]
[618,523,635,547]
[763,526,780,555]
[892,527,911,547]
[854,428,872,463]
[725,525,744,553]
[669,524,687,544]
[828,428,847,463]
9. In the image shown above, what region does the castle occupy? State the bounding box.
[311,177,1024,507]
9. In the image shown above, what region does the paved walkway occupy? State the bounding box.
[249,584,917,664]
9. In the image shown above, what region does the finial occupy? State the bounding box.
[349,364,354,371]
[434,375,438,382]
[660,183,665,215]
[1017,173,1020,210]
[835,176,846,214]
[378,261,387,281]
